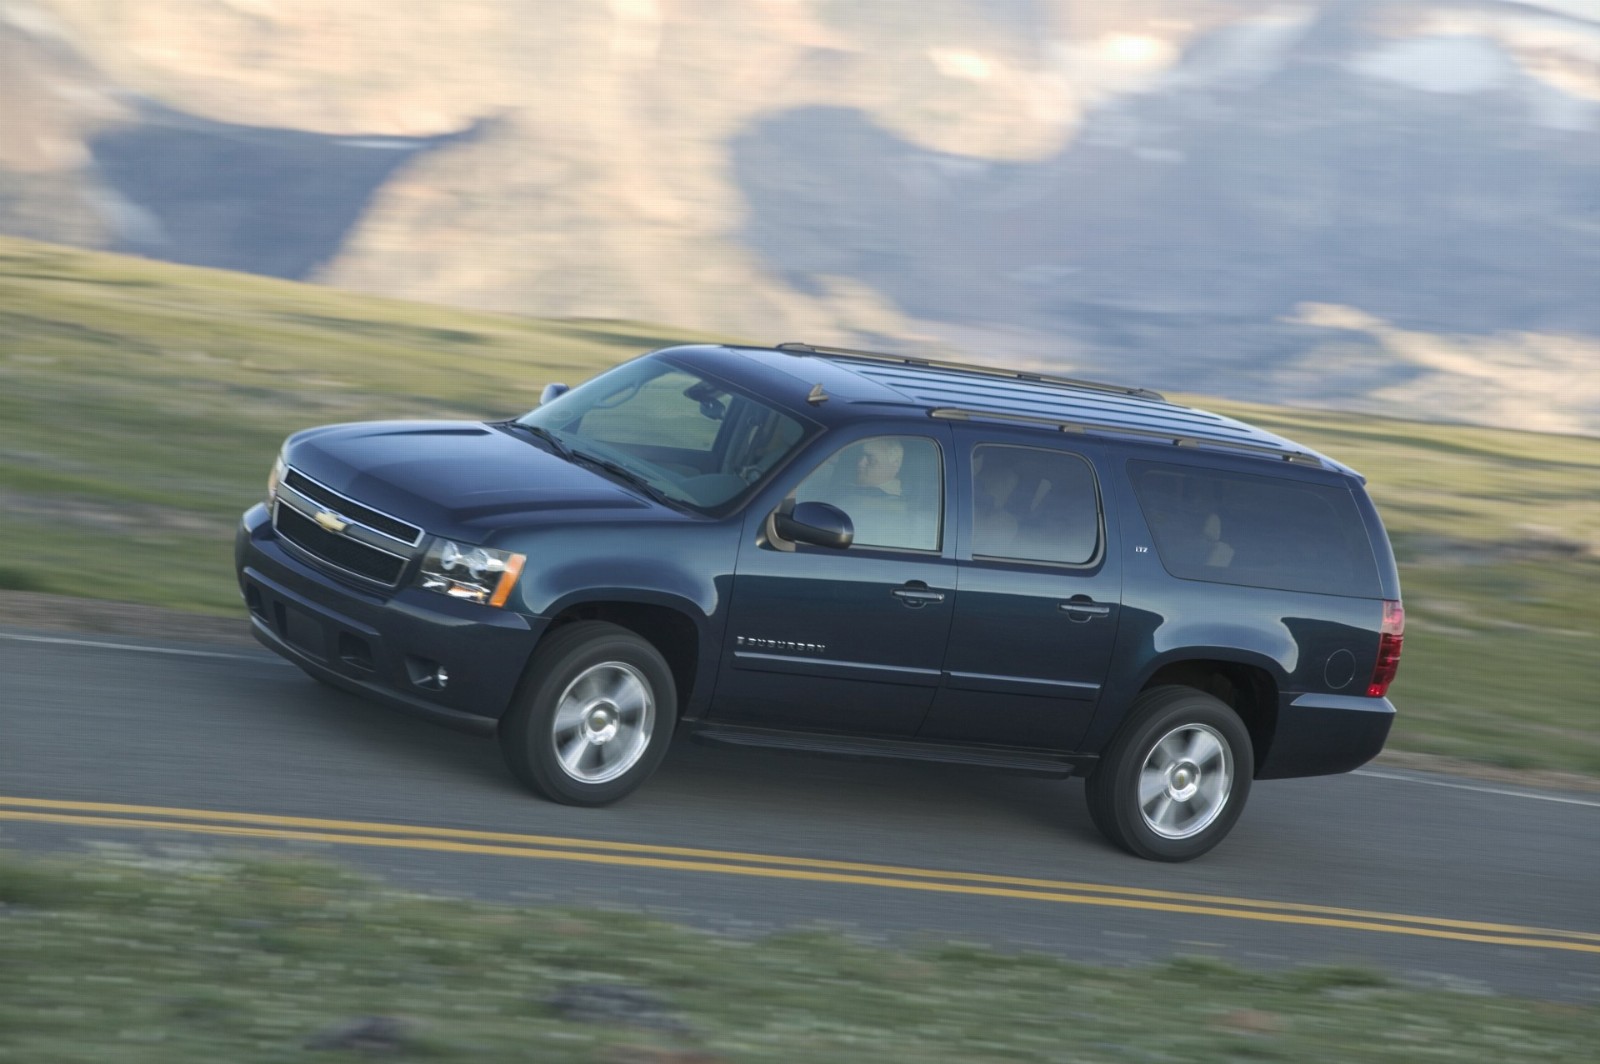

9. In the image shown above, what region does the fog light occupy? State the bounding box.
[404,656,450,690]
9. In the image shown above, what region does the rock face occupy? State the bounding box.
[1,0,1596,433]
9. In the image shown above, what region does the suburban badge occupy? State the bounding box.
[736,635,827,655]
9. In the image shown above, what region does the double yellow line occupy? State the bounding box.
[3,795,1596,954]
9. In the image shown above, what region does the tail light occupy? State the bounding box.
[1367,599,1404,698]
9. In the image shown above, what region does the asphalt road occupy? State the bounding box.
[2,626,1596,1003]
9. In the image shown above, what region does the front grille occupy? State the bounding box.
[283,469,422,545]
[275,503,407,586]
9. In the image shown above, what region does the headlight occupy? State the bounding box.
[266,452,286,508]
[415,539,526,608]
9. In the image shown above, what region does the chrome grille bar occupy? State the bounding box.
[272,466,426,588]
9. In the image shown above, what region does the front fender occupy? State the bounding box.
[507,526,737,717]
[530,565,719,621]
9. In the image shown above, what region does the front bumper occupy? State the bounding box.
[235,504,543,734]
[1255,692,1395,780]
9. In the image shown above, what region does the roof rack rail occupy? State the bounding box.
[928,407,1325,467]
[775,342,1166,403]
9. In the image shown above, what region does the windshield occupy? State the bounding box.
[516,358,809,511]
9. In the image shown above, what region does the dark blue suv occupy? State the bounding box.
[236,343,1404,860]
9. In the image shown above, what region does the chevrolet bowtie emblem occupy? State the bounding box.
[314,510,350,534]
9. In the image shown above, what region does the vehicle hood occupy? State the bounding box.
[284,420,668,538]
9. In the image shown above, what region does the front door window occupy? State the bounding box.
[793,435,943,551]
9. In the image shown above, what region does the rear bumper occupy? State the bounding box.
[235,504,542,734]
[1255,692,1395,780]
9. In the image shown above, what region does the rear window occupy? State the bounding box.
[1130,461,1380,597]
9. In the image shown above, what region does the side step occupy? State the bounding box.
[687,723,1093,778]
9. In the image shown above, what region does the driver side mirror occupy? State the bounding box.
[773,501,854,550]
[540,383,570,406]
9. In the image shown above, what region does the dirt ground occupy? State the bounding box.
[0,590,256,648]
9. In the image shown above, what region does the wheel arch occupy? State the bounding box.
[539,592,710,716]
[1134,653,1281,777]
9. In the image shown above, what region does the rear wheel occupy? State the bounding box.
[500,622,677,806]
[1086,686,1253,861]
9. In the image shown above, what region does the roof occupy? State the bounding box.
[758,343,1339,472]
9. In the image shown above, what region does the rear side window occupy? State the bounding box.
[1130,461,1380,597]
[972,444,1100,565]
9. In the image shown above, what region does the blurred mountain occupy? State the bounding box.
[1,0,1596,433]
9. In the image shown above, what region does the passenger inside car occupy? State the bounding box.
[973,455,1022,555]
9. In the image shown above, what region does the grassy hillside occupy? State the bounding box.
[0,238,708,610]
[1,237,1595,775]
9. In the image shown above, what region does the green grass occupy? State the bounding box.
[0,235,1595,774]
[1,849,1593,1063]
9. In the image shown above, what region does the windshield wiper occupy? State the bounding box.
[569,449,689,508]
[507,422,573,460]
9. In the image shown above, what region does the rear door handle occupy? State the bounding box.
[1059,599,1111,620]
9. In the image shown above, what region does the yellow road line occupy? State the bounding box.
[2,804,1596,954]
[3,795,1596,943]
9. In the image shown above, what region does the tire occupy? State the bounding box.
[1086,686,1253,862]
[500,621,677,806]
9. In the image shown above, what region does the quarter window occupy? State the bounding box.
[794,436,942,551]
[1130,461,1381,597]
[971,445,1100,565]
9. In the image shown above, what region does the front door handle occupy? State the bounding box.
[892,582,946,607]
[1059,597,1111,621]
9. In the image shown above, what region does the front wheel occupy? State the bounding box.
[500,622,677,806]
[1086,686,1253,861]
